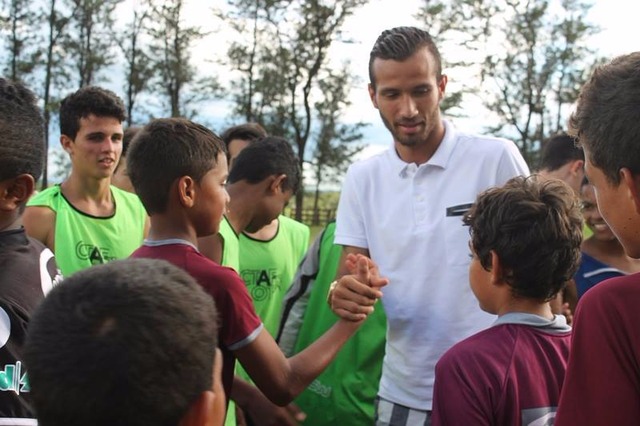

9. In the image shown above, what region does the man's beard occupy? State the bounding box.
[379,111,427,147]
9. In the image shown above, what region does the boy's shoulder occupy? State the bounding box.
[132,242,245,292]
[26,185,61,207]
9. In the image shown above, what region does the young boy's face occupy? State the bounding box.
[63,114,123,180]
[245,186,293,233]
[468,242,497,315]
[584,152,640,258]
[193,153,230,238]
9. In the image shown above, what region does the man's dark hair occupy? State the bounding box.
[24,258,218,426]
[0,78,44,182]
[228,136,301,193]
[464,176,583,301]
[569,52,640,184]
[538,132,584,172]
[220,122,267,149]
[59,86,126,140]
[127,118,226,214]
[369,26,442,89]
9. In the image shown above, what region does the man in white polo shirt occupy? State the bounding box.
[330,26,529,425]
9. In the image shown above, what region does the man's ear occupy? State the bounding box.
[368,83,378,109]
[489,250,505,286]
[570,159,584,175]
[60,135,73,153]
[620,168,640,214]
[179,391,216,426]
[268,174,287,194]
[0,174,35,212]
[177,176,197,208]
[437,74,448,101]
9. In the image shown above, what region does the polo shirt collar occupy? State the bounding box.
[388,120,458,177]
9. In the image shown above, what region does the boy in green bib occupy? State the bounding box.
[23,86,148,276]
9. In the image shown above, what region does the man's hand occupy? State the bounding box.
[329,254,388,321]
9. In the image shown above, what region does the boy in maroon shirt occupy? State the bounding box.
[126,118,386,421]
[432,176,583,426]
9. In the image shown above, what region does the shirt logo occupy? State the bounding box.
[241,269,280,302]
[0,362,29,394]
[75,242,116,265]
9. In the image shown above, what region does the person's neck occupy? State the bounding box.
[584,236,627,257]
[61,172,112,202]
[226,184,259,233]
[394,123,445,166]
[497,298,554,320]
[0,213,21,232]
[244,218,278,240]
[146,213,198,247]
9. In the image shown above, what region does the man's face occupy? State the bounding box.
[368,46,446,148]
[583,151,640,258]
[63,114,123,180]
[227,138,251,170]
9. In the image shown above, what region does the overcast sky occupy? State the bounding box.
[182,0,640,161]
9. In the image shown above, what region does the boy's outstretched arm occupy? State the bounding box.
[234,256,387,406]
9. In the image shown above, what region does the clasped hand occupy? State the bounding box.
[329,253,388,321]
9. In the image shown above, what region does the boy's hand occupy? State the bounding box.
[329,254,388,322]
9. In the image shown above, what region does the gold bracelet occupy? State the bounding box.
[326,280,339,306]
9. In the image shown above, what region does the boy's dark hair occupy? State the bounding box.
[220,122,267,149]
[538,132,584,172]
[24,258,218,426]
[569,52,640,185]
[463,176,583,301]
[127,118,226,214]
[59,86,126,140]
[0,78,44,182]
[369,26,442,89]
[228,136,301,193]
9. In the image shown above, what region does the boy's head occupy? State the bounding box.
[127,118,228,235]
[569,52,640,257]
[220,122,267,167]
[228,136,300,232]
[24,258,221,426]
[59,86,126,141]
[111,126,141,193]
[538,132,585,193]
[0,78,44,229]
[463,176,583,310]
[59,87,127,180]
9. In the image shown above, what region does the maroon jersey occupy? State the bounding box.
[432,313,571,426]
[556,274,640,426]
[131,240,263,398]
[0,228,61,423]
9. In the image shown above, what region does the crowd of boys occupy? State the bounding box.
[1,24,639,426]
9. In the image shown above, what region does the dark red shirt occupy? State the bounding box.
[131,241,263,398]
[556,273,640,426]
[432,314,571,426]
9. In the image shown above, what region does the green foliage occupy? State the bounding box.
[481,0,597,164]
[220,0,368,219]
[63,0,123,87]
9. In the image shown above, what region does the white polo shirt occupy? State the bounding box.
[335,120,529,410]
